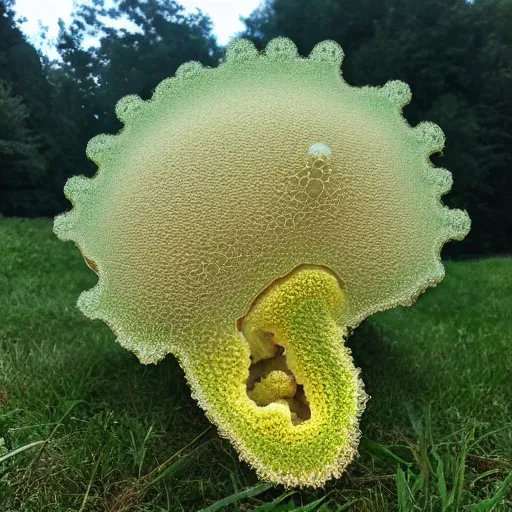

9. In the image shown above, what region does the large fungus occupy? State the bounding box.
[54,37,470,487]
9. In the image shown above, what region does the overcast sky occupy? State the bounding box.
[14,0,262,56]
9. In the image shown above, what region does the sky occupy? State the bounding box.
[13,0,262,57]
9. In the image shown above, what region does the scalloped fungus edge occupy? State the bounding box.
[53,37,470,487]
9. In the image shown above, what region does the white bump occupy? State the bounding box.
[308,142,332,157]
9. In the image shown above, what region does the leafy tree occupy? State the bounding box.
[56,0,220,137]
[242,0,384,54]
[351,0,512,255]
[0,81,47,215]
[471,0,512,254]
[0,0,60,215]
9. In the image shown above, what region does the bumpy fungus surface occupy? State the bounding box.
[54,37,470,487]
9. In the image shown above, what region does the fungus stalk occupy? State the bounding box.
[181,266,365,486]
[54,37,470,487]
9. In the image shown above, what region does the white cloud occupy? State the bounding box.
[13,0,261,55]
[179,0,261,44]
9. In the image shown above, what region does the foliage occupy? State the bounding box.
[55,0,220,136]
[0,1,65,216]
[0,81,46,214]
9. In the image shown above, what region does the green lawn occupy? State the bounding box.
[0,218,511,511]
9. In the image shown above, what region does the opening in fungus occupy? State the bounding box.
[244,330,311,425]
[237,263,343,426]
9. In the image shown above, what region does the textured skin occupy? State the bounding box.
[230,267,366,486]
[54,37,470,487]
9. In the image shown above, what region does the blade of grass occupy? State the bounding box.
[468,424,512,452]
[28,399,86,471]
[362,438,412,466]
[147,437,216,487]
[198,482,272,512]
[77,449,102,512]
[432,450,448,510]
[396,465,420,512]
[295,494,330,511]
[0,440,45,465]
[336,498,365,511]
[252,491,296,511]
[453,427,473,511]
[145,426,212,485]
[467,471,512,512]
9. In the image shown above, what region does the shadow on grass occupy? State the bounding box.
[86,317,424,444]
[347,320,427,438]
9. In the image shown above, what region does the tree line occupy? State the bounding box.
[0,0,510,257]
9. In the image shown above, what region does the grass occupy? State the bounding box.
[0,217,511,511]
